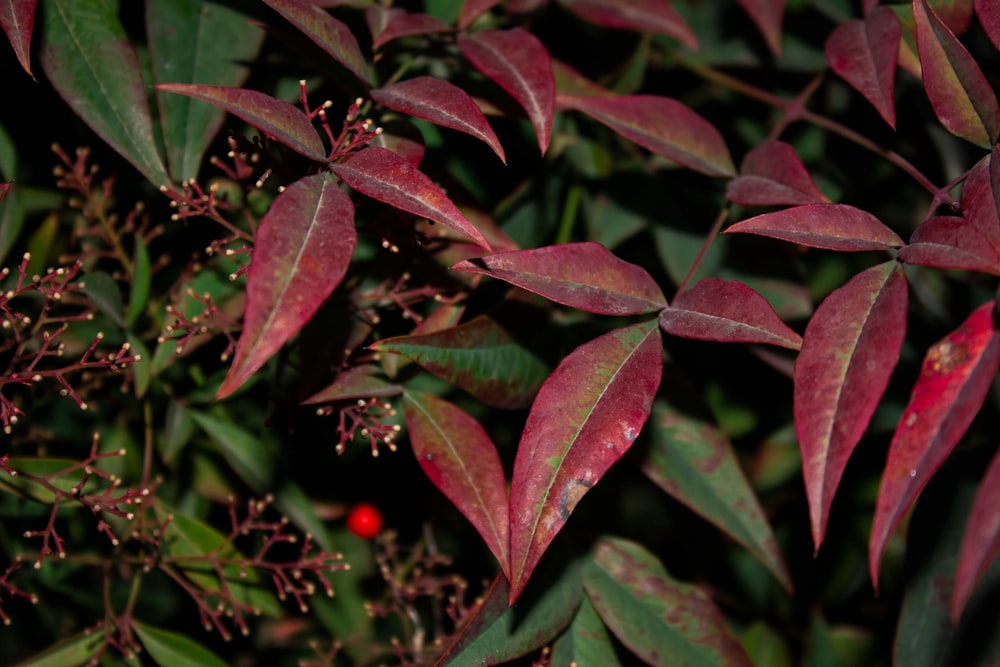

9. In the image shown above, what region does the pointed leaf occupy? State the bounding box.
[976,0,1000,50]
[914,0,1000,147]
[509,321,662,602]
[302,364,403,404]
[551,596,623,667]
[952,447,1000,621]
[371,77,505,163]
[558,0,697,49]
[369,9,450,50]
[737,0,784,55]
[870,300,1000,588]
[559,95,735,177]
[404,390,510,579]
[218,173,356,399]
[373,316,548,409]
[457,28,555,154]
[134,622,229,667]
[331,146,490,250]
[156,84,326,161]
[725,140,828,206]
[12,629,104,667]
[458,0,501,29]
[929,0,974,33]
[0,0,36,77]
[825,9,900,128]
[190,411,274,492]
[583,537,754,667]
[41,0,171,187]
[725,204,904,251]
[899,216,1000,274]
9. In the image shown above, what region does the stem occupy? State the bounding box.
[676,207,729,295]
[555,183,584,244]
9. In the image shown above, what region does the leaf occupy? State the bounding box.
[794,261,908,550]
[41,0,171,187]
[373,316,548,409]
[558,0,697,49]
[869,300,1000,589]
[457,28,555,154]
[824,8,900,128]
[302,364,403,404]
[725,140,828,206]
[583,537,754,667]
[79,270,125,328]
[189,411,274,492]
[659,278,803,350]
[12,628,104,667]
[725,204,904,251]
[929,0,975,33]
[156,84,326,161]
[736,0,784,55]
[551,595,623,667]
[218,173,356,399]
[331,146,491,250]
[509,320,662,602]
[458,0,501,29]
[368,8,450,50]
[0,0,36,77]
[453,242,667,316]
[403,390,510,579]
[914,0,1000,147]
[126,235,151,327]
[976,0,1000,50]
[559,95,735,177]
[133,622,229,667]
[641,400,793,591]
[952,447,1000,622]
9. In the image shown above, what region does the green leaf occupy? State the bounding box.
[125,235,151,328]
[551,595,623,667]
[13,629,105,667]
[134,621,229,667]
[127,333,151,399]
[79,270,125,329]
[189,410,274,491]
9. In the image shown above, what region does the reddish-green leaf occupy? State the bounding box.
[453,242,667,316]
[458,0,501,29]
[557,0,697,49]
[559,95,735,177]
[331,146,491,251]
[217,173,356,399]
[795,262,908,550]
[457,28,555,154]
[869,300,1000,589]
[725,204,904,251]
[976,0,1000,50]
[736,0,784,55]
[156,84,326,161]
[825,8,900,128]
[368,8,450,50]
[726,140,828,206]
[914,0,1000,147]
[404,390,510,579]
[509,321,662,602]
[261,0,370,85]
[371,77,506,163]
[301,365,403,405]
[929,0,974,33]
[952,447,1000,622]
[583,537,754,667]
[372,316,548,410]
[0,0,35,77]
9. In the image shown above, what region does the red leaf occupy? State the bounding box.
[217,174,356,399]
[0,0,36,77]
[369,120,425,167]
[558,95,735,177]
[367,8,450,50]
[404,390,510,580]
[825,8,900,128]
[869,300,1000,589]
[552,58,614,98]
[509,320,662,602]
[301,365,403,405]
[914,0,1000,147]
[458,0,501,29]
[457,28,555,155]
[156,84,326,161]
[952,447,1000,622]
[331,147,491,251]
[659,278,802,350]
[929,0,974,33]
[371,77,506,163]
[976,0,1000,50]
[452,242,667,316]
[725,140,829,206]
[725,204,904,251]
[557,0,697,50]
[794,262,908,550]
[736,0,784,55]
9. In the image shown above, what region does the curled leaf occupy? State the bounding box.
[726,140,828,206]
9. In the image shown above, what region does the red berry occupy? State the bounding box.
[346,502,383,539]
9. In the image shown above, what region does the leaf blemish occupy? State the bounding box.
[559,478,593,520]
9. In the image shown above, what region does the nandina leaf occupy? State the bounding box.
[369,9,450,50]
[725,140,828,206]
[404,390,510,579]
[370,120,425,166]
[929,0,974,33]
[952,447,1000,622]
[557,0,698,50]
[825,8,900,128]
[725,204,904,251]
[869,301,1000,589]
[372,316,548,410]
[458,0,501,29]
[331,146,491,251]
[550,597,620,667]
[552,58,614,98]
[914,0,1000,147]
[976,0,1000,50]
[457,28,555,154]
[558,95,735,177]
[371,77,506,163]
[217,173,356,399]
[736,0,784,55]
[509,320,662,602]
[134,622,229,667]
[641,401,793,591]
[583,537,754,667]
[0,0,35,77]
[453,242,667,315]
[301,365,403,405]
[795,261,908,550]
[260,0,370,85]
[156,84,326,161]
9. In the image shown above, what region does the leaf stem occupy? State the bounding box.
[676,207,728,295]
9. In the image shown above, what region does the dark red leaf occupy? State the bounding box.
[557,0,697,49]
[368,120,425,167]
[825,8,900,128]
[929,0,974,33]
[869,301,1000,590]
[457,28,555,155]
[301,365,403,404]
[725,204,904,251]
[952,446,1000,622]
[725,140,828,206]
[331,147,491,250]
[552,58,614,98]
[217,174,356,399]
[368,8,450,50]
[452,242,667,315]
[736,0,784,55]
[509,320,662,602]
[976,0,1000,50]
[371,77,506,163]
[795,262,908,550]
[458,0,501,29]
[0,0,36,77]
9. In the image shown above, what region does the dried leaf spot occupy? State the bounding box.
[559,478,593,520]
[927,340,968,374]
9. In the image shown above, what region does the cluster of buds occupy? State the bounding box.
[316,397,402,456]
